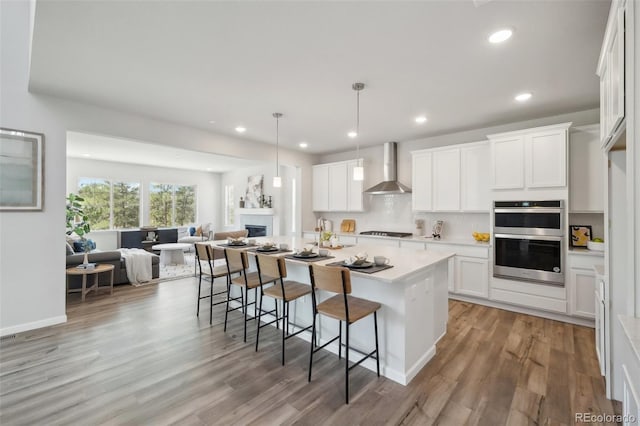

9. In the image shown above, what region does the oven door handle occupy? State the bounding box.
[494,233,563,242]
[494,208,563,214]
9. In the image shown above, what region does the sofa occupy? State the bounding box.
[66,250,160,289]
[178,223,213,244]
[210,229,249,261]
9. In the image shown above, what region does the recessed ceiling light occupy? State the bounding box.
[514,92,532,102]
[208,120,216,124]
[347,131,357,138]
[206,167,213,171]
[235,126,246,133]
[488,28,513,44]
[415,116,427,124]
[82,153,91,157]
[299,142,308,148]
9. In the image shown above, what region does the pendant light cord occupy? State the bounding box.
[356,89,360,160]
[276,115,279,177]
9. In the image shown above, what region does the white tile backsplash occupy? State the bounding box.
[318,195,489,239]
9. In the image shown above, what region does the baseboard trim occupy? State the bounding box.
[0,315,67,337]
[449,294,595,327]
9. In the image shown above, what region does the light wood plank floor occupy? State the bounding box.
[0,277,620,425]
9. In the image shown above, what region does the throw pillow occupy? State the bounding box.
[196,226,202,237]
[65,242,74,256]
[202,223,211,238]
[189,226,196,236]
[73,239,96,252]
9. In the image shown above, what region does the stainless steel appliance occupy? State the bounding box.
[493,200,565,285]
[359,231,413,238]
[363,142,412,194]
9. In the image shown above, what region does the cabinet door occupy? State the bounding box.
[570,126,604,212]
[490,136,524,189]
[454,256,489,298]
[608,7,625,135]
[312,165,329,211]
[526,129,567,188]
[461,142,490,211]
[328,163,348,211]
[570,267,596,318]
[433,148,461,211]
[622,366,640,426]
[347,160,364,212]
[412,152,433,211]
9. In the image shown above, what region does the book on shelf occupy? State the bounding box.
[76,263,97,270]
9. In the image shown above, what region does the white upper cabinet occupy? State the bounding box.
[433,148,460,211]
[570,125,604,212]
[461,142,490,211]
[597,0,625,148]
[312,164,329,211]
[412,142,490,212]
[312,159,363,212]
[526,128,567,188]
[412,151,433,211]
[488,122,571,190]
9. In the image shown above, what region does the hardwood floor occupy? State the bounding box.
[0,277,619,425]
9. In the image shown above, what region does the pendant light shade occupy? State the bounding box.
[272,112,283,188]
[351,82,365,181]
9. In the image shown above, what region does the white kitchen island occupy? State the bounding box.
[211,236,454,385]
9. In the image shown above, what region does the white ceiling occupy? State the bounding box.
[31,1,609,154]
[66,131,264,173]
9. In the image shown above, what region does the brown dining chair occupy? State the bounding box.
[307,263,381,404]
[255,254,312,365]
[224,248,277,342]
[195,243,237,325]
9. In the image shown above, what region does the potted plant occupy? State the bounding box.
[66,193,92,264]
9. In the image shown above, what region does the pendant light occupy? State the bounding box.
[272,112,283,188]
[350,82,365,181]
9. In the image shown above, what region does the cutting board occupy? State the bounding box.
[340,219,356,233]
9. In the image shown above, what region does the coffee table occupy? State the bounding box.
[66,263,115,301]
[152,242,192,265]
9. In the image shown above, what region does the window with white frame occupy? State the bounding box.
[78,178,140,230]
[224,184,235,226]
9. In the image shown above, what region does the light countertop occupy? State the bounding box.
[304,230,491,247]
[619,315,640,364]
[212,236,455,284]
[568,247,605,257]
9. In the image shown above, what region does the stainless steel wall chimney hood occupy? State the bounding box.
[364,142,412,194]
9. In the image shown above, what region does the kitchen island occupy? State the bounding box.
[211,236,454,385]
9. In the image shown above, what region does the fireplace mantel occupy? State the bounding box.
[237,208,275,216]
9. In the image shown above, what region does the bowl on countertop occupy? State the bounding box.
[472,232,490,242]
[587,241,604,251]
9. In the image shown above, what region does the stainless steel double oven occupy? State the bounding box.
[493,200,565,286]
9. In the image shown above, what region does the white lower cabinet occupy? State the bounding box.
[454,256,489,298]
[568,254,603,319]
[623,365,640,426]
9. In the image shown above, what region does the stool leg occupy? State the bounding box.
[374,311,380,377]
[196,273,202,316]
[255,290,264,352]
[209,278,214,325]
[224,281,230,332]
[281,301,287,365]
[243,286,248,342]
[308,313,316,382]
[338,321,342,360]
[275,298,279,329]
[345,321,350,404]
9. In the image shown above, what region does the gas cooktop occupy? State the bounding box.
[359,231,413,238]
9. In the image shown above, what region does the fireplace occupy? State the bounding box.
[245,225,267,238]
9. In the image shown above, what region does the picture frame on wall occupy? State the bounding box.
[570,225,592,247]
[0,128,44,211]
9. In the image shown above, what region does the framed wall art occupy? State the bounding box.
[570,225,592,247]
[244,174,264,208]
[0,128,44,211]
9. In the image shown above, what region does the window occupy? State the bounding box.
[78,178,140,230]
[149,183,197,227]
[224,184,234,226]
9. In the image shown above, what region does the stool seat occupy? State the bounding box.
[317,295,381,324]
[263,280,311,302]
[231,272,276,289]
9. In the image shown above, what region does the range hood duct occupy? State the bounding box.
[364,142,412,194]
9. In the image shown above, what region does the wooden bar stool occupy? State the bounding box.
[224,248,277,342]
[195,243,238,325]
[307,264,381,404]
[255,254,312,365]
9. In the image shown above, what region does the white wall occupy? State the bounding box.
[315,109,599,236]
[0,0,316,335]
[67,157,222,230]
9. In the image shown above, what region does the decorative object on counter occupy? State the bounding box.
[570,225,592,247]
[348,82,365,181]
[340,219,356,233]
[472,232,490,242]
[587,238,604,251]
[267,195,273,208]
[414,219,424,236]
[326,260,393,274]
[239,196,245,208]
[320,231,333,247]
[272,112,283,188]
[374,256,390,266]
[1,127,44,211]
[432,220,444,240]
[345,252,369,266]
[245,174,263,208]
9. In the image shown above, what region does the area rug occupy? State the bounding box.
[131,252,197,286]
